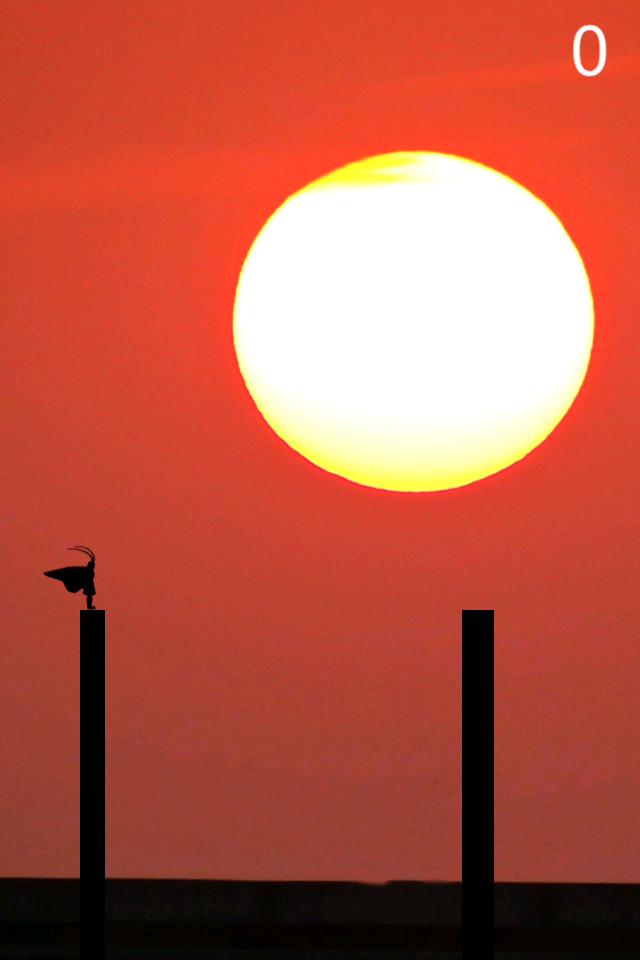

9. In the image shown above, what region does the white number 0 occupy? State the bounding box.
[573,25,606,76]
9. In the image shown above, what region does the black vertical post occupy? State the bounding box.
[79,609,105,954]
[462,609,494,642]
[462,608,494,948]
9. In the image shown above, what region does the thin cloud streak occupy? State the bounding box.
[1,55,637,214]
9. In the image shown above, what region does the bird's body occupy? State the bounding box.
[44,546,96,609]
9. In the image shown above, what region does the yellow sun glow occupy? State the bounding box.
[233,152,594,492]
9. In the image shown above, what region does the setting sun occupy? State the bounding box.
[233,152,594,492]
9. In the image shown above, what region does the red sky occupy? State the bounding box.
[1,0,639,882]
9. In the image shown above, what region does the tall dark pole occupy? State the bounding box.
[462,609,493,642]
[79,609,105,954]
[462,608,494,950]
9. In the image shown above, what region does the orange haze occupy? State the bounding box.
[1,0,639,881]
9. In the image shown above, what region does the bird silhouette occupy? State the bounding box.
[44,546,96,609]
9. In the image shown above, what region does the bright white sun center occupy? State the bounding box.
[233,152,594,492]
